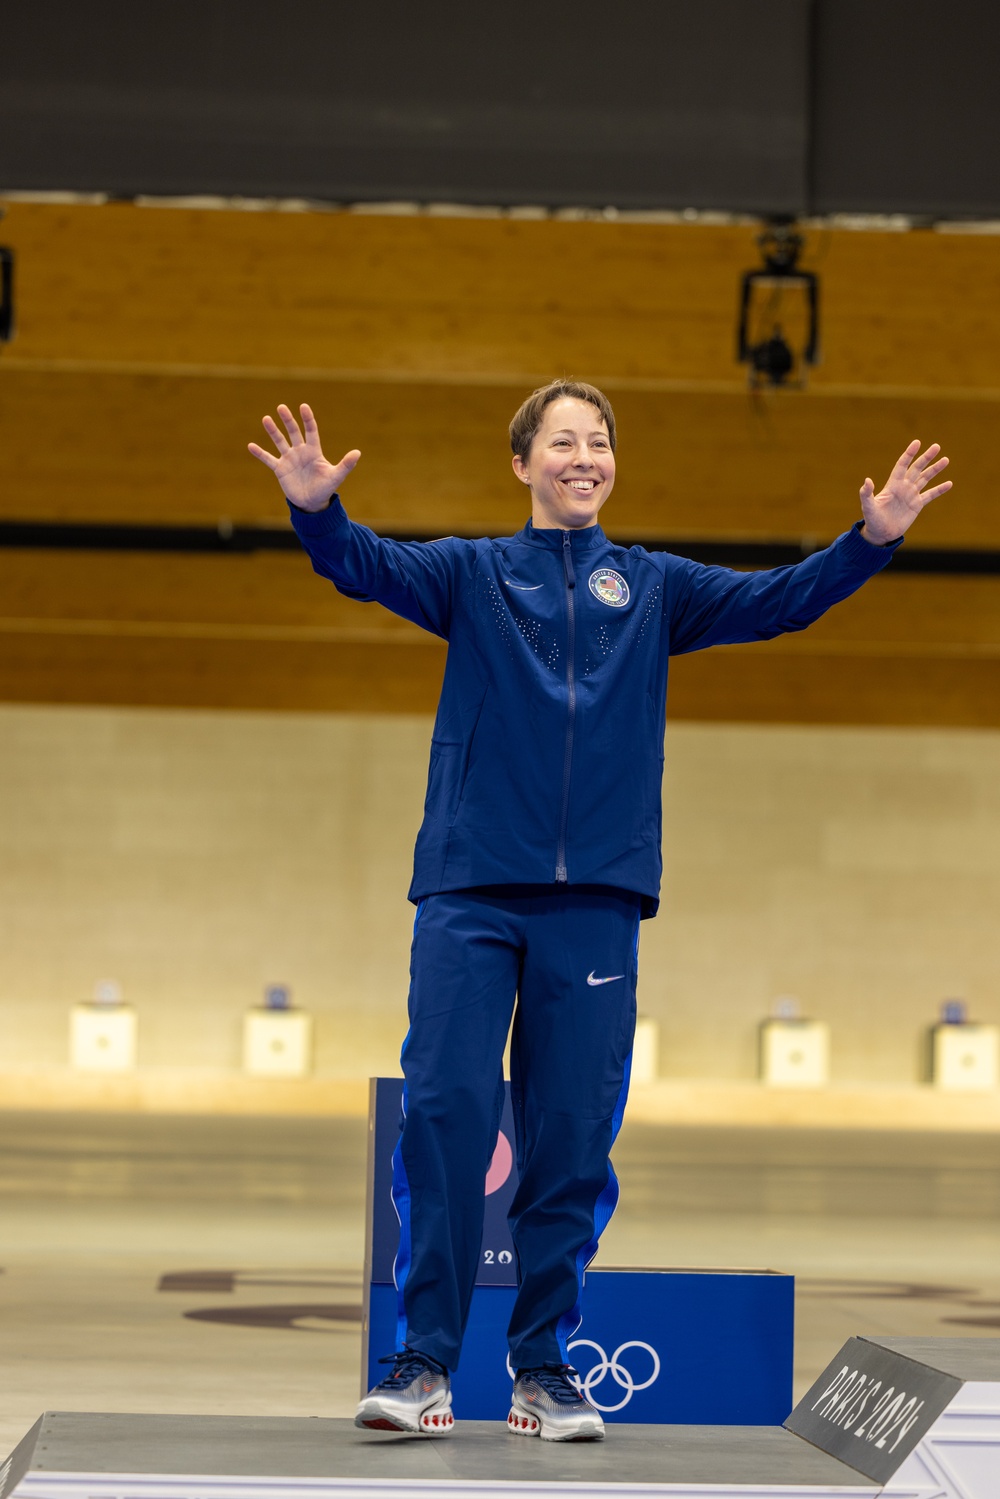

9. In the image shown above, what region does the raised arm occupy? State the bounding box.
[248,400,461,639]
[248,402,360,511]
[667,440,952,656]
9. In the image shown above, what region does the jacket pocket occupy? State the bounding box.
[423,740,463,825]
[424,688,488,826]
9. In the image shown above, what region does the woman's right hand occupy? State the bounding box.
[248,402,361,512]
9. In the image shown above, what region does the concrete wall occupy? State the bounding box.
[1,703,997,1084]
[654,723,1000,1083]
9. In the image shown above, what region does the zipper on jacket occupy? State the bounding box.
[555,532,577,882]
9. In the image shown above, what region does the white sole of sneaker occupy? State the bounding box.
[355,1397,455,1436]
[507,1403,604,1442]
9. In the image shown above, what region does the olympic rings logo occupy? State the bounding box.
[566,1338,661,1412]
[504,1337,661,1413]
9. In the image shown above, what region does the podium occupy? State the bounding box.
[5,1343,999,1499]
[362,1078,794,1425]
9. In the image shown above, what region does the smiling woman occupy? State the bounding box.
[245,380,932,1438]
[509,384,618,531]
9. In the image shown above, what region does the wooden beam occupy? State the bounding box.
[1,550,999,725]
[0,549,418,631]
[668,649,1000,728]
[2,622,997,726]
[3,201,999,390]
[0,368,992,546]
[5,550,999,644]
[0,629,446,713]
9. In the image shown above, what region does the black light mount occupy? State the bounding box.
[0,208,13,343]
[737,219,818,389]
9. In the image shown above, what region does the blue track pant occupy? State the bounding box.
[391,886,640,1370]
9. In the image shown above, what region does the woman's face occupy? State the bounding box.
[512,397,616,529]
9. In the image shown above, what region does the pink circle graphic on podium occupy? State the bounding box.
[485,1130,513,1194]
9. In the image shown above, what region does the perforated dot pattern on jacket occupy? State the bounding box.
[480,579,516,660]
[513,611,561,672]
[479,577,561,672]
[584,584,662,676]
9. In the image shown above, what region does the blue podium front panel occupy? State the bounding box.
[367,1270,793,1425]
[362,1079,794,1425]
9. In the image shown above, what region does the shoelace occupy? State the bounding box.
[375,1349,445,1388]
[521,1364,584,1404]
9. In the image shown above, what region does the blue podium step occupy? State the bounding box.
[366,1267,794,1424]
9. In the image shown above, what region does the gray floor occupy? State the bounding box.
[2,1110,999,1461]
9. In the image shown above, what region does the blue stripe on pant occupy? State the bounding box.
[391,886,640,1371]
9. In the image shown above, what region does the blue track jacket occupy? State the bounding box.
[291,501,899,916]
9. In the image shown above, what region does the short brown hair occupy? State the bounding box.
[509,380,616,462]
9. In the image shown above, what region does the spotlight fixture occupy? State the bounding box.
[737,219,818,389]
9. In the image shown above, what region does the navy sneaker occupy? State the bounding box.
[508,1364,604,1441]
[355,1347,454,1435]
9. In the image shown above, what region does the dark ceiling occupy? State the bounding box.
[1,1,997,217]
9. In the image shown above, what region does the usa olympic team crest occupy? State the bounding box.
[588,568,630,608]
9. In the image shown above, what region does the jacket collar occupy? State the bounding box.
[516,519,607,551]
